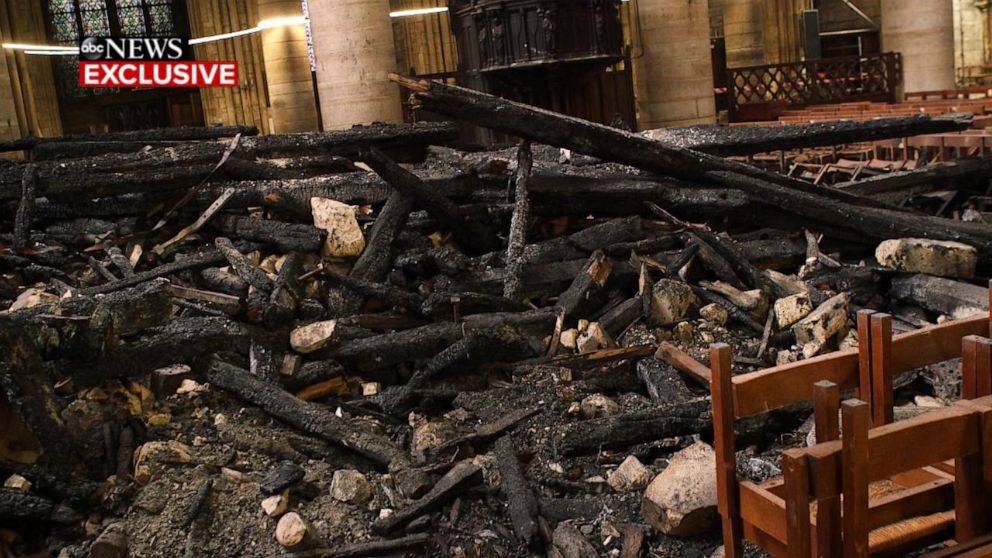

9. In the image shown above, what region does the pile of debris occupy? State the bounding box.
[1,78,990,558]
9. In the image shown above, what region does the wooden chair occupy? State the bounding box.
[710,304,992,558]
[785,394,992,557]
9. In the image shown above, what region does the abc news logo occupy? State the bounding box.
[78,36,237,88]
[79,37,191,61]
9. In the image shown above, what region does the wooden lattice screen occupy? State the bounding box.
[727,52,902,121]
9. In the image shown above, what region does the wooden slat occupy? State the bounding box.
[710,343,744,558]
[783,450,811,558]
[842,400,870,558]
[739,481,787,543]
[868,478,954,530]
[732,349,860,418]
[890,315,988,373]
[742,522,789,558]
[963,335,980,401]
[955,448,985,543]
[807,405,981,499]
[871,313,894,425]
[858,309,874,404]
[813,381,841,558]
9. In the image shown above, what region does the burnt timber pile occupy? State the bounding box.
[1,79,991,558]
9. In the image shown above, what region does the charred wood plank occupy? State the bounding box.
[0,489,80,524]
[333,310,555,372]
[206,359,407,468]
[836,158,992,200]
[0,125,256,153]
[72,317,255,387]
[215,237,273,293]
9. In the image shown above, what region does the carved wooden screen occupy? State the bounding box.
[727,52,902,121]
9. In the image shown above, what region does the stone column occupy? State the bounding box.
[632,0,716,130]
[881,0,955,94]
[723,0,764,68]
[258,0,319,133]
[307,0,403,130]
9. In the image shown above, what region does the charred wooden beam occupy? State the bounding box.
[505,141,533,300]
[333,310,555,372]
[558,398,711,455]
[494,435,539,547]
[710,170,992,266]
[212,215,325,253]
[649,113,973,156]
[361,146,500,254]
[0,125,256,153]
[390,73,892,209]
[836,158,992,200]
[350,191,415,283]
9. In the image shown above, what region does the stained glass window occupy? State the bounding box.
[46,0,177,97]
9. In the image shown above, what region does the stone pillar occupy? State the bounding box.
[723,0,764,68]
[881,0,955,94]
[632,0,716,130]
[258,0,319,133]
[307,0,403,130]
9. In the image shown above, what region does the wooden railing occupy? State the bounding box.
[727,52,902,122]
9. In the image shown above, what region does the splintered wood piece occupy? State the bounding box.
[153,187,236,255]
[841,400,870,558]
[371,460,482,534]
[555,250,613,320]
[215,237,273,293]
[82,248,227,296]
[656,342,711,385]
